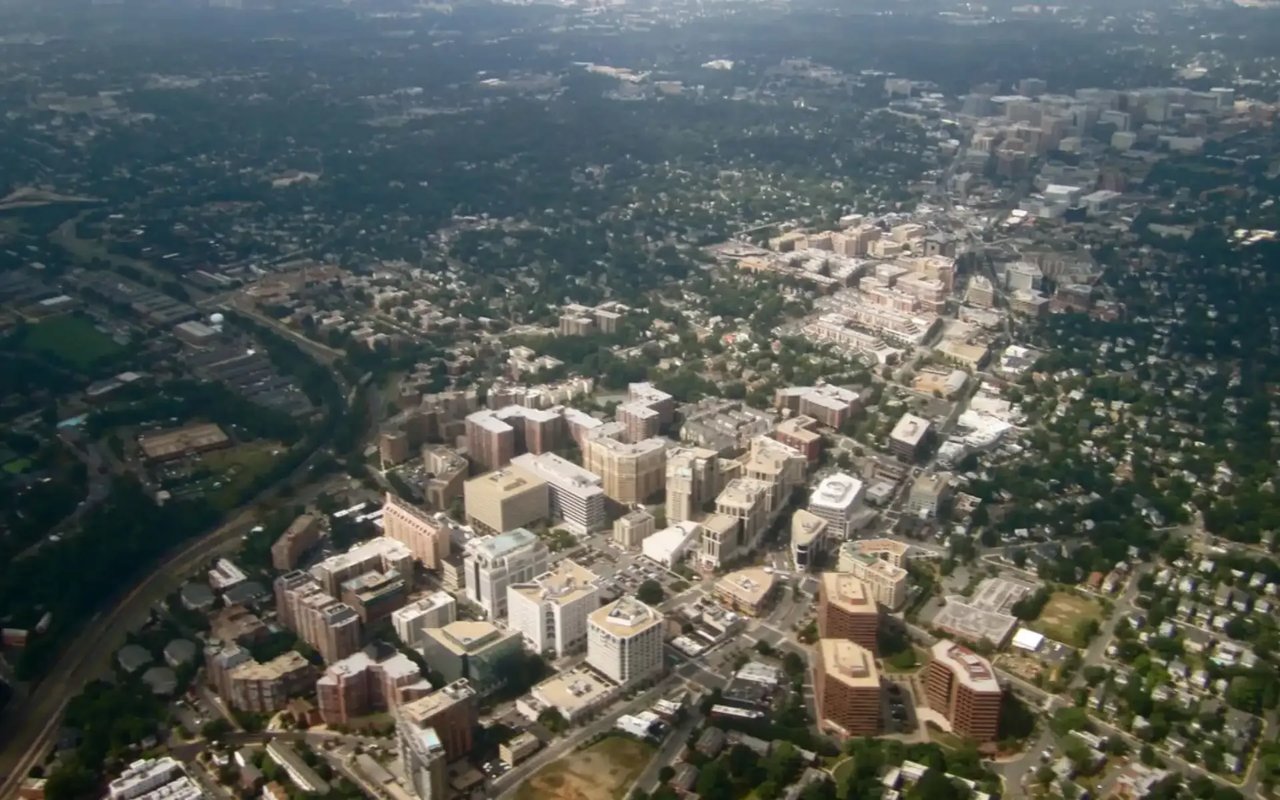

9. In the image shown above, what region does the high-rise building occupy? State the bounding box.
[379,429,411,469]
[382,493,452,570]
[587,596,664,687]
[714,478,772,556]
[421,446,468,512]
[616,382,674,442]
[398,679,478,763]
[808,473,864,540]
[774,385,863,429]
[398,722,447,800]
[741,436,807,510]
[510,452,606,534]
[392,592,458,650]
[836,542,910,610]
[340,569,410,623]
[889,413,933,462]
[814,639,881,738]
[462,528,550,620]
[507,560,600,657]
[464,410,515,471]
[273,572,362,663]
[773,415,823,464]
[925,640,1003,742]
[208,646,315,714]
[817,572,880,653]
[317,645,434,725]
[613,508,655,549]
[790,509,829,572]
[419,621,523,694]
[583,423,668,505]
[665,447,722,524]
[697,512,741,571]
[466,407,566,471]
[310,537,414,598]
[271,514,321,572]
[463,468,550,536]
[905,473,951,519]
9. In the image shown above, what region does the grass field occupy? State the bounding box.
[513,737,655,800]
[2,457,32,474]
[1033,591,1104,647]
[23,315,123,369]
[198,441,284,510]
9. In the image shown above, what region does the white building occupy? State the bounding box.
[587,596,664,687]
[463,528,551,620]
[392,592,458,650]
[108,759,201,800]
[510,452,607,535]
[507,560,600,657]
[808,473,864,539]
[642,521,701,568]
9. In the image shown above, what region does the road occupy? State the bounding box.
[0,444,344,800]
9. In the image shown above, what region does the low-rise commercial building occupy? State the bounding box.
[713,567,777,617]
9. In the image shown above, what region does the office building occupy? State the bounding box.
[392,592,458,650]
[463,528,550,619]
[381,493,452,570]
[889,413,933,461]
[421,445,468,511]
[463,468,549,536]
[507,560,600,657]
[511,452,606,534]
[420,621,522,694]
[818,573,880,653]
[808,473,864,540]
[311,537,414,598]
[665,447,722,524]
[271,514,321,572]
[837,543,910,610]
[790,509,829,572]
[741,436,807,509]
[714,478,772,556]
[317,645,433,725]
[583,423,668,505]
[587,596,664,687]
[397,719,447,800]
[814,639,882,738]
[925,640,1003,742]
[340,569,409,623]
[398,679,478,763]
[613,508,655,549]
[905,472,951,519]
[697,512,742,571]
[713,567,777,617]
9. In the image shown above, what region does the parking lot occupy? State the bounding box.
[559,533,692,603]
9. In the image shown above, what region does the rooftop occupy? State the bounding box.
[510,560,599,607]
[427,620,512,655]
[465,528,541,561]
[890,413,932,446]
[791,509,828,545]
[819,639,880,688]
[821,572,876,612]
[590,596,662,637]
[810,473,864,511]
[715,568,777,607]
[717,478,772,509]
[510,452,604,493]
[399,679,476,724]
[532,666,617,714]
[466,468,548,498]
[931,639,1001,693]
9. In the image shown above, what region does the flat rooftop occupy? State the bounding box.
[890,413,931,446]
[810,473,863,511]
[590,596,662,637]
[931,639,1001,693]
[715,567,776,607]
[791,509,827,545]
[511,560,598,607]
[821,572,876,612]
[819,638,880,688]
[533,667,617,715]
[510,452,604,493]
[932,597,1019,647]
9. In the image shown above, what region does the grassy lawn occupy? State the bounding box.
[514,736,655,800]
[2,457,33,474]
[23,315,123,369]
[1032,592,1104,647]
[197,441,283,510]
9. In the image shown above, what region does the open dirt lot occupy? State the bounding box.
[514,737,655,800]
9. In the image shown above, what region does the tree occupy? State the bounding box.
[637,579,664,605]
[908,769,963,800]
[202,718,233,742]
[657,765,676,784]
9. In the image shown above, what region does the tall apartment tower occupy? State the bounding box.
[507,560,600,657]
[814,639,882,738]
[465,410,516,471]
[381,493,452,570]
[817,572,880,654]
[582,423,668,505]
[587,596,664,687]
[665,447,722,524]
[310,537,414,598]
[925,640,1003,742]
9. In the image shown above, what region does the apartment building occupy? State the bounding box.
[814,639,882,738]
[463,468,550,536]
[207,645,315,714]
[464,409,515,471]
[697,512,743,572]
[340,569,410,623]
[678,399,776,455]
[741,437,807,510]
[272,572,362,663]
[925,640,1003,742]
[317,645,433,725]
[808,473,864,539]
[510,452,606,534]
[617,382,675,442]
[583,422,668,505]
[397,679,479,763]
[587,596,664,687]
[773,415,823,464]
[889,412,933,461]
[774,385,863,429]
[837,543,910,610]
[271,514,321,571]
[817,572,880,653]
[665,446,722,524]
[310,537,414,598]
[392,592,458,650]
[507,560,600,657]
[382,493,452,570]
[462,528,550,620]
